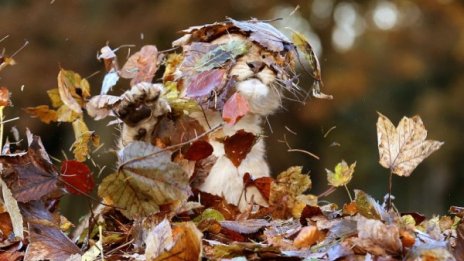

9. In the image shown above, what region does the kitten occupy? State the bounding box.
[116,27,297,211]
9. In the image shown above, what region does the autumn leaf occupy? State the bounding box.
[184,140,213,161]
[24,105,58,124]
[85,94,121,120]
[98,141,191,219]
[155,222,203,261]
[71,119,99,162]
[0,178,23,239]
[326,160,356,187]
[377,113,444,177]
[162,81,199,113]
[354,190,385,220]
[220,219,270,234]
[46,88,63,108]
[57,69,91,114]
[243,172,273,201]
[291,31,322,81]
[144,219,174,260]
[60,160,94,195]
[222,92,250,125]
[0,135,59,202]
[185,69,225,97]
[119,45,161,86]
[21,201,81,261]
[0,86,11,107]
[223,130,256,167]
[0,56,16,72]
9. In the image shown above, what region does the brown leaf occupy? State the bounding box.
[0,86,11,107]
[85,94,121,120]
[185,69,225,97]
[220,219,270,234]
[0,135,59,202]
[223,129,256,167]
[222,92,250,125]
[243,173,273,201]
[377,113,444,176]
[184,140,213,161]
[293,225,320,248]
[120,45,161,86]
[21,201,81,261]
[24,105,58,124]
[155,222,203,261]
[196,191,240,220]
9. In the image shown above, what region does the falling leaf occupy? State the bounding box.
[0,86,11,107]
[85,94,121,120]
[184,140,213,161]
[100,68,119,94]
[0,56,16,72]
[120,45,161,86]
[71,119,99,162]
[46,88,63,108]
[228,18,291,52]
[0,178,23,239]
[98,141,191,219]
[185,69,225,97]
[144,219,174,260]
[56,104,81,122]
[57,69,90,114]
[21,201,81,261]
[291,31,322,81]
[223,130,256,167]
[326,160,356,187]
[377,113,444,177]
[0,135,58,202]
[24,105,58,124]
[60,160,94,195]
[163,53,183,82]
[222,92,250,125]
[155,222,203,261]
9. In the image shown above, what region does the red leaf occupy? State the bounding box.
[60,160,94,195]
[243,173,273,201]
[185,140,213,161]
[185,69,225,97]
[223,130,256,167]
[222,92,249,125]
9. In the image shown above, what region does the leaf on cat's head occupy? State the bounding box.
[326,160,356,187]
[376,113,443,177]
[60,160,94,195]
[119,45,161,86]
[223,129,256,167]
[162,81,200,113]
[185,69,226,97]
[222,92,249,125]
[98,141,191,219]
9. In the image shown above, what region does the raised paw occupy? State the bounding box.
[117,82,170,145]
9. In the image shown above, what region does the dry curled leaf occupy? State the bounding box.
[155,222,203,261]
[377,113,443,177]
[57,69,90,114]
[98,141,191,219]
[0,178,23,239]
[85,94,121,120]
[120,45,161,86]
[71,119,99,162]
[24,105,58,124]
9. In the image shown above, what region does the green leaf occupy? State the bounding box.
[326,160,356,187]
[98,141,191,219]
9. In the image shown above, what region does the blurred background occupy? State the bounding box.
[0,0,463,220]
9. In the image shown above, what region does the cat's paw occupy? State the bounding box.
[117,82,170,145]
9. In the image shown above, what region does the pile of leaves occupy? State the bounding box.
[0,19,463,260]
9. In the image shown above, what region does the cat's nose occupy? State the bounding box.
[246,61,265,74]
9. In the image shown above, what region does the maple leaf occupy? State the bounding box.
[377,113,444,177]
[0,135,59,202]
[119,45,161,86]
[326,160,356,187]
[222,92,250,125]
[60,160,94,195]
[98,141,191,219]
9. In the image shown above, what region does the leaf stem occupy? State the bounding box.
[0,106,4,152]
[387,169,393,211]
[344,185,353,202]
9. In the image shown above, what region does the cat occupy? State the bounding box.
[116,26,297,211]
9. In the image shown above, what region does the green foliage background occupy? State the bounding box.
[0,0,463,218]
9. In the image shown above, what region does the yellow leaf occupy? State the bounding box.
[24,105,58,124]
[376,113,444,177]
[0,178,23,239]
[71,119,98,161]
[326,160,356,187]
[163,81,199,113]
[56,105,80,122]
[57,69,90,114]
[46,88,63,108]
